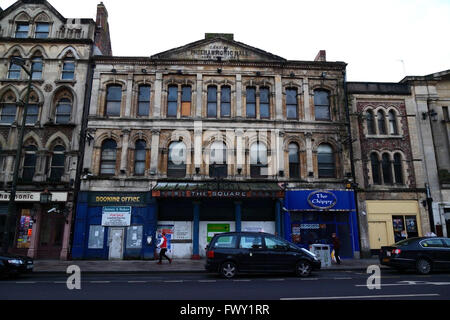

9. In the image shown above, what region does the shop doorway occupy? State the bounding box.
[108,227,124,260]
[368,221,389,250]
[38,213,65,259]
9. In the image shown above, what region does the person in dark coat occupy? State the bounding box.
[331,233,341,265]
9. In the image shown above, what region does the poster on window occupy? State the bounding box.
[207,223,230,243]
[16,209,33,249]
[157,224,174,252]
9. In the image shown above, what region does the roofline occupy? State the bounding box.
[400,69,450,83]
[0,0,66,21]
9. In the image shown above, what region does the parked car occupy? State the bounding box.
[379,237,450,274]
[0,254,33,278]
[205,231,321,278]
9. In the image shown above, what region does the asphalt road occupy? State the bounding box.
[1,269,450,301]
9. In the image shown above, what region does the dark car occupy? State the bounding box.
[379,237,450,274]
[205,231,321,278]
[0,254,34,278]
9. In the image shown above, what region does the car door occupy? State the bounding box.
[440,238,450,268]
[264,235,297,271]
[237,234,265,271]
[420,238,447,269]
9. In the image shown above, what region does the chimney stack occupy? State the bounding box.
[314,50,326,62]
[94,2,112,56]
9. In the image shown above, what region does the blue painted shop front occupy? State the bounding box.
[283,190,360,258]
[71,192,157,260]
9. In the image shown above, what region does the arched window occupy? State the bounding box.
[382,153,392,184]
[317,144,335,178]
[288,143,300,179]
[370,153,381,184]
[35,23,49,39]
[0,93,17,124]
[105,85,122,116]
[221,86,231,118]
[286,88,298,119]
[134,140,146,176]
[209,141,227,178]
[31,55,43,80]
[22,145,37,181]
[62,57,75,80]
[377,110,387,135]
[388,110,398,135]
[25,92,40,124]
[167,85,178,117]
[207,86,217,118]
[168,141,186,178]
[260,87,270,119]
[314,89,331,120]
[250,142,268,178]
[100,139,117,175]
[50,145,65,181]
[8,56,22,79]
[246,87,256,118]
[138,85,151,117]
[366,110,376,135]
[393,153,403,184]
[15,22,29,38]
[181,86,191,117]
[55,98,72,124]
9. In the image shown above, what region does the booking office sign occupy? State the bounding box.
[307,190,337,210]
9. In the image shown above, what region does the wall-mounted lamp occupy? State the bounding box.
[321,72,327,78]
[111,68,117,73]
[278,170,284,177]
[217,68,222,74]
[422,110,438,121]
[308,171,314,177]
[195,167,200,175]
[86,132,94,145]
[141,69,147,73]
[237,168,242,175]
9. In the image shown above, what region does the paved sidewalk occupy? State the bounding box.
[33,258,384,273]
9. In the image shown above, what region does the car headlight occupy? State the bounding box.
[301,248,319,260]
[7,259,24,265]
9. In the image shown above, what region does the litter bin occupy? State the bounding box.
[309,244,331,267]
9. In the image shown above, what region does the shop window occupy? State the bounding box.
[393,153,403,184]
[181,86,191,117]
[209,141,227,178]
[55,98,72,124]
[314,89,330,120]
[138,85,151,117]
[366,110,376,135]
[15,23,29,38]
[382,153,392,184]
[388,110,398,135]
[31,56,43,80]
[167,141,186,178]
[88,225,105,249]
[16,209,33,248]
[246,87,256,118]
[35,23,49,39]
[62,58,75,80]
[286,88,297,119]
[377,110,387,134]
[22,145,37,181]
[317,144,335,178]
[288,142,300,179]
[100,139,117,175]
[260,87,270,119]
[105,85,122,116]
[50,145,65,181]
[0,103,17,124]
[370,153,381,185]
[8,57,22,79]
[250,142,268,178]
[405,216,418,238]
[221,86,231,117]
[134,139,146,176]
[239,235,263,249]
[207,86,217,118]
[167,85,178,117]
[126,225,143,249]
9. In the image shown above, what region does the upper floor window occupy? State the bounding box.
[1,93,17,124]
[167,141,186,178]
[370,153,381,185]
[317,144,335,178]
[134,140,147,176]
[55,98,72,124]
[50,145,65,181]
[388,110,398,135]
[393,153,403,184]
[100,139,117,175]
[167,85,178,117]
[260,87,270,119]
[181,86,192,117]
[207,86,217,118]
[246,87,256,118]
[209,141,227,178]
[62,58,75,80]
[366,110,376,135]
[31,56,43,80]
[15,23,29,38]
[314,89,330,120]
[138,85,151,117]
[26,103,39,124]
[105,85,122,116]
[250,142,268,178]
[35,23,49,39]
[381,153,392,184]
[22,145,37,181]
[286,88,298,119]
[288,142,300,179]
[221,86,231,118]
[377,110,387,135]
[8,57,22,79]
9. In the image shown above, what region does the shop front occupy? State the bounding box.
[72,192,157,260]
[0,190,70,259]
[283,189,359,259]
[152,182,285,259]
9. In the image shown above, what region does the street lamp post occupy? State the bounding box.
[1,57,34,255]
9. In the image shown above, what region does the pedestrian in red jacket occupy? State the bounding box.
[157,232,172,264]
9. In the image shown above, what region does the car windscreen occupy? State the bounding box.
[212,235,237,249]
[393,238,417,247]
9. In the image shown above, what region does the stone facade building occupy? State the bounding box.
[72,34,361,260]
[0,0,111,259]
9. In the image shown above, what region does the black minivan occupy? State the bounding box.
[205,232,321,278]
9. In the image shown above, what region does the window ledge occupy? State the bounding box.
[54,80,77,86]
[366,134,403,139]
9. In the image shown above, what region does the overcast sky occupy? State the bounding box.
[2,0,449,82]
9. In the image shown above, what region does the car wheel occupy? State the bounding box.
[296,260,312,277]
[220,261,237,279]
[416,258,432,275]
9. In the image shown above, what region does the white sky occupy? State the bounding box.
[2,0,449,82]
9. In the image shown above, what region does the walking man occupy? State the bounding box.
[157,232,172,264]
[331,233,341,265]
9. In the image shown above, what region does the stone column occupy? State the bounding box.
[153,72,162,118]
[192,201,201,260]
[196,74,203,118]
[235,74,242,118]
[60,201,73,260]
[275,75,283,120]
[27,204,42,259]
[234,201,242,232]
[120,129,130,174]
[305,132,314,179]
[194,122,203,175]
[150,129,160,175]
[303,78,311,121]
[124,73,133,117]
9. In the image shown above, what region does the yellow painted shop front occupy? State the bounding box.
[367,200,423,254]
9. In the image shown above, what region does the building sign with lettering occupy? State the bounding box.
[88,192,148,206]
[101,206,132,227]
[307,191,337,210]
[152,190,284,199]
[0,191,68,202]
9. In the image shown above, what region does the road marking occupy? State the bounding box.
[15,281,36,284]
[267,279,285,281]
[300,278,318,281]
[128,281,146,283]
[198,280,216,283]
[164,280,183,283]
[281,293,439,300]
[233,279,251,282]
[90,281,111,283]
[334,277,353,280]
[355,281,450,287]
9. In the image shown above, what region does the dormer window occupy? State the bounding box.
[35,23,49,39]
[15,23,29,38]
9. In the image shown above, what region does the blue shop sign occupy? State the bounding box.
[285,190,355,211]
